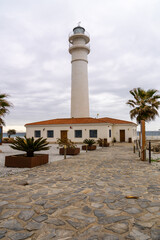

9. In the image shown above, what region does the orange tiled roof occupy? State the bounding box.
[99,117,136,125]
[25,117,136,126]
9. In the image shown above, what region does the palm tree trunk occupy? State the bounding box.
[141,120,146,161]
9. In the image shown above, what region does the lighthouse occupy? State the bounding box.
[69,25,90,118]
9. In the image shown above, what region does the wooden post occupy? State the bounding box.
[85,144,88,152]
[64,145,67,159]
[141,120,146,161]
[149,141,151,164]
[0,126,2,145]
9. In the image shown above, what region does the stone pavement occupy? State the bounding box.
[0,143,160,240]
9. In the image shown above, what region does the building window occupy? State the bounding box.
[47,130,54,138]
[109,129,111,138]
[75,130,82,138]
[35,130,41,138]
[89,130,97,138]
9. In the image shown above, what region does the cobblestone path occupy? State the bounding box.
[0,143,160,240]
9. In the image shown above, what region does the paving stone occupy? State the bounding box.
[67,219,88,229]
[18,210,35,221]
[25,220,42,230]
[35,200,47,206]
[46,218,65,226]
[55,229,74,238]
[36,229,56,240]
[104,209,121,216]
[0,230,7,239]
[104,198,115,204]
[124,207,142,214]
[8,232,33,240]
[0,219,23,231]
[91,203,104,208]
[0,201,8,207]
[151,229,160,240]
[6,204,31,209]
[105,222,129,234]
[127,227,150,240]
[135,221,154,229]
[147,206,160,213]
[0,210,16,219]
[98,215,131,224]
[33,214,48,222]
[82,206,92,213]
[94,210,106,217]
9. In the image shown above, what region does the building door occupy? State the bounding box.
[61,130,68,141]
[120,130,125,142]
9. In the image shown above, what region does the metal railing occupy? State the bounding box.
[68,30,90,39]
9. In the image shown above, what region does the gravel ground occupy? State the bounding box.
[0,144,87,178]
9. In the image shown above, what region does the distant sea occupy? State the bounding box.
[137,131,160,136]
[3,132,26,138]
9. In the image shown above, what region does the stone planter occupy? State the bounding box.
[82,145,97,151]
[5,154,49,168]
[59,147,80,155]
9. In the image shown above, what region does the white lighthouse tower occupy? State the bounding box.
[69,25,90,118]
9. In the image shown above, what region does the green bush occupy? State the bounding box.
[9,137,50,157]
[83,139,96,146]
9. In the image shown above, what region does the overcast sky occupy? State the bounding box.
[1,0,160,132]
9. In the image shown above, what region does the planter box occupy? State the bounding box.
[99,143,110,147]
[5,154,48,168]
[59,148,80,155]
[82,145,97,151]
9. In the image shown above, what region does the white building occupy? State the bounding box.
[26,117,137,143]
[25,25,137,143]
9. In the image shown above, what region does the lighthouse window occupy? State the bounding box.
[89,130,97,138]
[35,130,41,138]
[109,129,112,138]
[75,130,82,138]
[47,130,54,138]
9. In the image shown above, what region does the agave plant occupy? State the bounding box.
[10,137,50,157]
[83,139,96,146]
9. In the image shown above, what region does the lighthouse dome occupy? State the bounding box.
[73,26,85,34]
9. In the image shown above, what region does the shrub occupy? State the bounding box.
[83,139,96,146]
[2,137,15,143]
[56,138,76,148]
[9,137,50,157]
[7,129,16,138]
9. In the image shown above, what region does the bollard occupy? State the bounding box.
[64,145,67,159]
[133,145,135,153]
[139,150,140,158]
[149,141,151,164]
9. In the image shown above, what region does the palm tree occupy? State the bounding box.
[0,93,13,126]
[127,88,160,160]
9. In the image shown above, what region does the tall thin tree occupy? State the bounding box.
[127,88,160,160]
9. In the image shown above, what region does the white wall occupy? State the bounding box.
[112,125,137,142]
[26,123,113,143]
[26,123,137,143]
